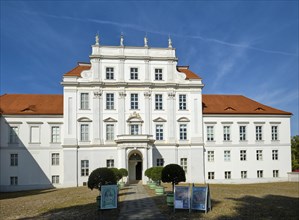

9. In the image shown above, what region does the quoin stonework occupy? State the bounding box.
[0,35,292,191]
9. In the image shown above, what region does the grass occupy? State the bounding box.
[0,182,298,219]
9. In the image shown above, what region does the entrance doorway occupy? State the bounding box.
[128,152,142,182]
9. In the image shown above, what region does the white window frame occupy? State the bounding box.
[207,126,214,141]
[257,170,263,178]
[224,150,231,162]
[106,93,115,110]
[29,125,41,144]
[179,94,187,110]
[256,150,263,161]
[10,154,18,166]
[106,124,115,141]
[156,158,164,166]
[225,171,231,179]
[239,126,246,141]
[9,126,19,144]
[154,68,163,80]
[240,150,247,161]
[273,170,279,178]
[80,93,89,110]
[51,153,60,166]
[130,67,138,80]
[241,171,247,179]
[255,126,263,141]
[130,124,139,135]
[272,150,278,160]
[106,67,114,80]
[155,124,164,141]
[81,160,89,176]
[180,158,187,173]
[208,172,215,180]
[179,124,187,140]
[130,93,139,110]
[51,126,60,143]
[80,124,89,141]
[52,175,60,184]
[106,159,114,168]
[10,176,18,185]
[271,126,278,141]
[223,126,230,141]
[155,94,163,110]
[208,151,214,162]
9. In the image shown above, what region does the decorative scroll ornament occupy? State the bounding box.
[168,92,176,98]
[119,92,127,98]
[144,91,152,98]
[93,90,102,98]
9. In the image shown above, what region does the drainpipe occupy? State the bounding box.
[76,142,79,187]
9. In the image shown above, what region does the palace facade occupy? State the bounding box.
[0,35,292,191]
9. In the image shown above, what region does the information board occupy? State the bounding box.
[174,186,190,209]
[100,185,118,209]
[191,186,208,211]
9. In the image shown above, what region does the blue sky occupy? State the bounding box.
[1,1,298,136]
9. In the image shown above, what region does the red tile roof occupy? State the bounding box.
[63,63,91,77]
[202,95,291,115]
[0,94,63,115]
[0,94,291,116]
[177,66,201,79]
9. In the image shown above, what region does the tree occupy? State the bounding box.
[151,166,164,185]
[87,167,117,190]
[110,168,122,182]
[161,164,186,193]
[145,167,154,181]
[291,135,299,171]
[119,168,128,182]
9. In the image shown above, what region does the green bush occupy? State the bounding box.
[145,167,154,180]
[110,168,122,182]
[161,164,186,193]
[119,168,128,182]
[87,167,117,190]
[151,167,164,185]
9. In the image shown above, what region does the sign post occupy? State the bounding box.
[100,185,118,209]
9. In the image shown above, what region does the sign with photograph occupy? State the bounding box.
[191,186,208,211]
[100,185,118,209]
[174,186,190,209]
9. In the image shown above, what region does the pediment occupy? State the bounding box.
[153,117,167,122]
[104,117,118,122]
[77,117,92,122]
[127,111,143,123]
[177,117,190,122]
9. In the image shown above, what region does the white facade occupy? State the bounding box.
[0,36,292,191]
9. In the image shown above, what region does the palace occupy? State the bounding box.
[0,35,292,191]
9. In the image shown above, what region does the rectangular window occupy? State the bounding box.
[208,151,214,162]
[225,171,231,179]
[81,160,89,176]
[180,158,187,173]
[155,124,164,140]
[240,150,247,161]
[51,153,59,166]
[273,170,279,178]
[241,171,247,179]
[10,176,18,185]
[256,126,263,141]
[156,158,164,166]
[106,67,114,79]
[130,94,138,109]
[207,126,214,141]
[30,126,40,143]
[271,126,278,141]
[179,94,187,110]
[106,93,114,110]
[51,126,60,143]
[80,93,89,109]
[256,150,263,161]
[239,126,246,141]
[155,94,163,110]
[52,175,59,184]
[106,159,114,168]
[130,125,139,135]
[257,170,263,178]
[272,150,278,160]
[10,154,18,166]
[179,124,187,140]
[9,126,19,144]
[106,124,114,141]
[208,172,215,180]
[130,67,138,80]
[155,68,163,80]
[224,150,231,162]
[80,124,89,141]
[223,126,230,141]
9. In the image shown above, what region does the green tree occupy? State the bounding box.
[119,168,128,182]
[161,164,186,193]
[291,135,299,171]
[87,167,117,190]
[151,167,164,185]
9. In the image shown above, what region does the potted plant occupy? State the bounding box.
[87,167,117,209]
[151,166,164,195]
[118,168,128,189]
[161,164,186,206]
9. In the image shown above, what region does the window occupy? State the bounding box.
[81,160,89,176]
[208,172,215,180]
[80,124,89,141]
[51,153,59,166]
[241,171,247,179]
[155,68,163,80]
[106,124,114,141]
[239,126,246,141]
[179,94,186,110]
[224,150,231,162]
[179,124,187,140]
[256,126,263,141]
[180,158,187,173]
[106,67,114,79]
[155,94,163,110]
[106,159,114,168]
[207,126,214,141]
[225,171,231,179]
[256,150,263,161]
[10,176,18,185]
[130,94,138,109]
[257,170,263,178]
[156,124,164,140]
[9,126,19,143]
[240,150,247,161]
[272,150,278,160]
[156,158,164,166]
[52,175,59,184]
[130,67,138,80]
[80,93,89,109]
[271,126,278,141]
[10,154,18,166]
[106,93,114,110]
[223,126,230,141]
[30,126,40,143]
[208,151,214,162]
[130,125,139,135]
[51,126,60,143]
[273,170,279,178]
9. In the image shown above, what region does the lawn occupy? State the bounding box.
[1,182,298,219]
